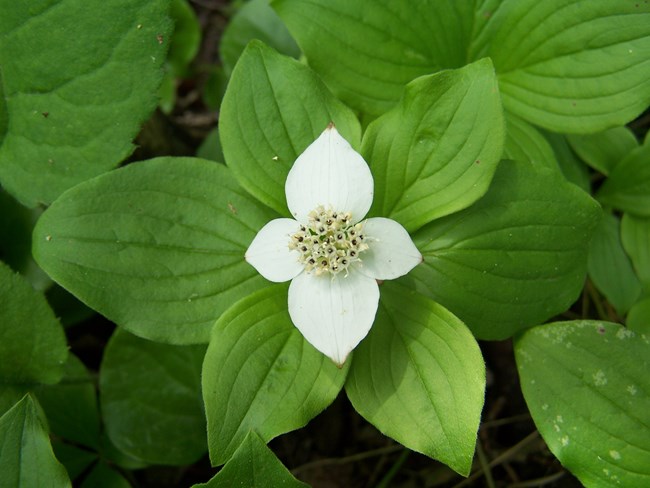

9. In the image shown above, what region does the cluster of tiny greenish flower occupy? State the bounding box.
[288,205,369,276]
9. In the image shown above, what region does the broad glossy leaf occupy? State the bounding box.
[0,394,71,488]
[100,329,207,465]
[275,0,650,130]
[542,131,591,192]
[0,261,67,384]
[346,282,485,476]
[273,0,475,116]
[597,142,650,216]
[488,1,650,132]
[219,40,361,215]
[220,0,300,76]
[36,355,100,450]
[627,298,650,333]
[410,160,601,339]
[588,213,642,315]
[503,112,556,169]
[567,126,639,175]
[363,58,504,233]
[193,432,308,488]
[203,285,348,466]
[0,0,172,207]
[515,321,650,487]
[621,213,650,286]
[33,157,276,344]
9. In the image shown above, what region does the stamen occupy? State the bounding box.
[288,206,370,277]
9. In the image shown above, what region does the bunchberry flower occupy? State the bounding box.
[246,124,422,365]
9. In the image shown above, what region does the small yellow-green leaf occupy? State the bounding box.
[346,283,485,476]
[203,285,348,466]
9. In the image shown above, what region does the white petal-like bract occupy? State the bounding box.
[288,270,379,366]
[285,125,373,225]
[245,218,303,282]
[246,124,422,366]
[357,217,423,280]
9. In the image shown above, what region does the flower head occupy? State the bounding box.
[246,124,422,366]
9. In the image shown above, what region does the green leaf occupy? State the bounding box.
[100,329,206,465]
[0,261,68,384]
[33,157,276,344]
[345,282,485,476]
[203,284,348,466]
[193,431,308,488]
[196,128,224,163]
[588,213,642,315]
[621,213,650,286]
[0,189,50,290]
[627,298,650,334]
[410,160,601,339]
[202,65,228,111]
[363,58,504,233]
[80,461,131,488]
[597,142,650,216]
[0,394,71,488]
[503,112,556,169]
[515,321,650,487]
[99,433,148,471]
[220,0,300,76]
[219,40,361,215]
[35,355,100,450]
[51,442,98,481]
[541,131,591,192]
[46,285,95,329]
[0,386,28,417]
[274,0,650,130]
[157,71,176,114]
[567,126,639,175]
[273,0,475,116]
[489,1,650,132]
[167,0,201,77]
[0,189,36,273]
[0,0,172,207]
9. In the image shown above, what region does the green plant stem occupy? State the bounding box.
[508,470,566,487]
[452,431,540,488]
[375,449,410,488]
[291,445,403,476]
[586,281,609,320]
[476,441,496,488]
